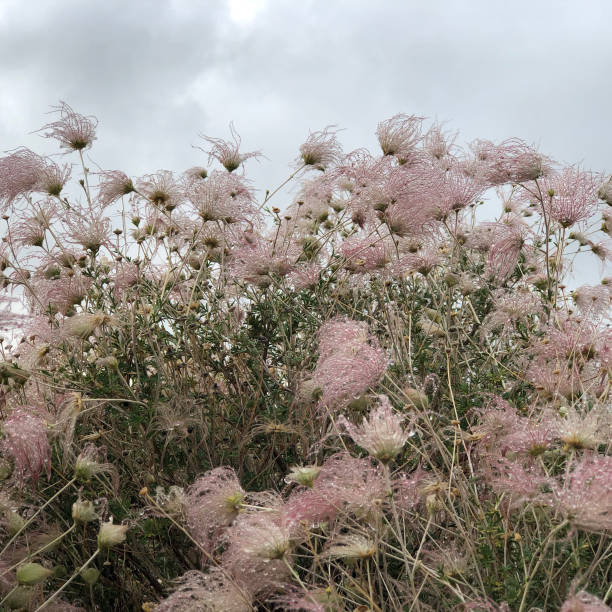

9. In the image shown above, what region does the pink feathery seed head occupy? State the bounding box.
[561,590,612,612]
[200,122,261,173]
[36,162,71,198]
[285,454,388,530]
[376,113,424,162]
[185,467,245,552]
[313,336,388,409]
[572,284,611,316]
[0,148,47,210]
[96,170,134,207]
[486,219,527,281]
[471,396,521,446]
[188,170,257,224]
[155,569,253,612]
[340,236,388,273]
[38,101,97,152]
[183,165,209,183]
[0,407,51,484]
[486,456,551,509]
[553,405,611,451]
[337,395,410,463]
[542,168,600,228]
[499,417,557,458]
[313,452,388,517]
[299,125,343,171]
[65,213,111,254]
[138,170,184,212]
[470,138,554,186]
[221,509,292,596]
[28,274,91,315]
[287,263,321,290]
[552,453,612,533]
[316,317,371,360]
[423,122,458,160]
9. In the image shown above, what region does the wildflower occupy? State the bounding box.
[299,126,342,170]
[0,148,46,209]
[201,122,261,173]
[561,590,612,611]
[96,170,134,207]
[138,170,183,211]
[470,138,553,186]
[155,569,253,612]
[185,467,245,552]
[376,113,424,163]
[74,444,118,491]
[312,317,388,410]
[38,101,97,152]
[187,170,256,223]
[60,312,109,340]
[340,236,388,273]
[97,519,129,549]
[65,213,111,253]
[572,285,611,316]
[323,533,377,561]
[0,408,50,484]
[222,510,292,595]
[285,465,321,488]
[551,454,612,533]
[542,168,600,228]
[71,498,98,523]
[337,395,409,463]
[554,406,610,450]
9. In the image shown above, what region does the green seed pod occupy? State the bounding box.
[81,567,100,585]
[16,562,53,586]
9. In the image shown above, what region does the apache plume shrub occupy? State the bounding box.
[0,102,611,611]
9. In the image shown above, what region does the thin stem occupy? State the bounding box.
[35,548,100,611]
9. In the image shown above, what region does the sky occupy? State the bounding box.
[1,0,611,210]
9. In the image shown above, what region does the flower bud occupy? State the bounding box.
[404,387,429,410]
[285,465,321,488]
[97,521,128,549]
[72,499,98,523]
[80,567,100,585]
[16,562,53,585]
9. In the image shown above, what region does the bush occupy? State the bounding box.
[0,104,611,611]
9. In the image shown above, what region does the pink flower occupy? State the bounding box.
[337,395,409,462]
[96,170,135,207]
[376,113,424,163]
[542,168,600,228]
[299,126,342,171]
[551,454,612,533]
[221,510,292,596]
[470,138,553,186]
[185,467,245,553]
[38,101,97,152]
[561,590,612,611]
[0,408,50,485]
[200,122,261,173]
[155,569,253,612]
[312,318,388,409]
[138,170,184,212]
[187,170,256,224]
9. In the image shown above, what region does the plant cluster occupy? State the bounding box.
[0,103,611,610]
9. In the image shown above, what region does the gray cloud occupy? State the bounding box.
[1,0,611,200]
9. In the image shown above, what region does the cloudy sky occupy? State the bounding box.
[1,0,611,206]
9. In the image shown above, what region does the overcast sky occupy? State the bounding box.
[1,0,611,208]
